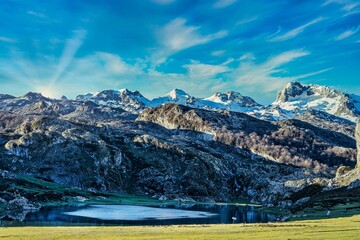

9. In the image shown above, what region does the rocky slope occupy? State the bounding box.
[138,104,356,170]
[0,85,359,208]
[0,107,327,205]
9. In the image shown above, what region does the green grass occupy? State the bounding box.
[1,174,260,208]
[287,186,360,221]
[1,214,360,240]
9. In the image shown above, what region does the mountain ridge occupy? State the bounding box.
[2,81,359,123]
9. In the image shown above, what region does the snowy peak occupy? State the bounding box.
[276,82,343,103]
[273,82,360,121]
[206,91,260,107]
[150,89,196,107]
[76,89,150,113]
[166,89,189,99]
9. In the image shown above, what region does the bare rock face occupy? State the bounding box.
[356,118,360,166]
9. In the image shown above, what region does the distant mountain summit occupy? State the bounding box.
[150,89,197,107]
[76,89,150,113]
[204,91,261,110]
[273,82,360,121]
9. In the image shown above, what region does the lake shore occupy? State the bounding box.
[1,214,360,240]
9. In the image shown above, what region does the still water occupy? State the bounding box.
[1,204,278,226]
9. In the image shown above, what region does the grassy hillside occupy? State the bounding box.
[1,214,360,240]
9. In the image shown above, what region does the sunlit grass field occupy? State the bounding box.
[1,214,360,240]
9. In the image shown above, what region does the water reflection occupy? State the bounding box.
[0,204,278,226]
[64,205,218,220]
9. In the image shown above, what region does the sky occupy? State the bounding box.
[0,0,359,104]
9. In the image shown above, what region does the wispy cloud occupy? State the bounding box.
[270,17,324,42]
[335,27,359,40]
[152,18,227,66]
[151,0,175,5]
[323,0,360,16]
[211,50,226,56]
[342,2,360,10]
[231,49,319,95]
[0,36,17,43]
[213,0,237,8]
[88,52,143,75]
[27,10,47,19]
[236,16,258,25]
[184,60,230,78]
[295,68,333,79]
[239,53,255,61]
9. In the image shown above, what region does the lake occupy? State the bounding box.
[0,204,278,226]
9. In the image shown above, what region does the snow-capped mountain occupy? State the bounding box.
[2,82,357,123]
[74,83,359,122]
[77,88,262,114]
[201,91,261,112]
[150,89,198,107]
[76,89,150,113]
[271,82,360,122]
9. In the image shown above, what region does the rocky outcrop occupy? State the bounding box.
[276,82,309,102]
[274,82,360,121]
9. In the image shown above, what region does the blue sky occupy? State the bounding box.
[0,0,359,104]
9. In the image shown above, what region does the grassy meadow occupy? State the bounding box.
[1,214,360,240]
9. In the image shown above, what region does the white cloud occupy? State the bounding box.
[91,52,143,75]
[264,50,310,69]
[0,36,17,43]
[152,18,227,66]
[231,49,318,95]
[295,68,333,79]
[0,46,231,99]
[323,0,360,15]
[211,50,226,56]
[239,53,255,61]
[151,0,175,4]
[184,60,230,78]
[27,10,47,18]
[236,16,258,25]
[270,17,324,42]
[342,2,360,10]
[159,18,227,51]
[213,0,237,8]
[335,27,359,40]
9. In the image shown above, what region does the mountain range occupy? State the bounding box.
[76,82,360,122]
[0,81,360,215]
